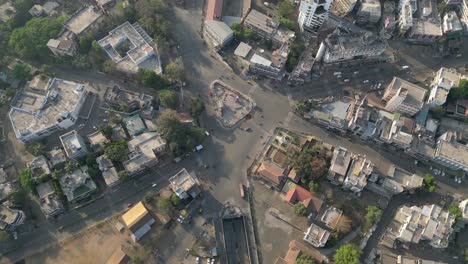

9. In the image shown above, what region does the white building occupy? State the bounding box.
[303,223,330,247]
[460,0,468,31]
[60,130,88,160]
[382,77,427,116]
[0,205,25,231]
[442,11,463,35]
[434,139,468,172]
[342,155,374,193]
[98,21,162,74]
[9,77,87,143]
[169,168,200,199]
[427,68,463,107]
[203,20,234,49]
[59,166,97,203]
[298,0,334,36]
[124,132,166,176]
[331,0,357,17]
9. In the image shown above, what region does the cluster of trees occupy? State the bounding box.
[231,23,253,41]
[104,139,129,162]
[9,16,67,60]
[423,174,436,192]
[24,142,45,156]
[292,143,329,184]
[295,100,319,114]
[159,89,179,109]
[285,39,305,72]
[294,203,307,216]
[296,254,317,264]
[447,79,468,102]
[277,0,295,30]
[364,205,382,230]
[333,244,361,264]
[157,110,206,157]
[448,204,462,219]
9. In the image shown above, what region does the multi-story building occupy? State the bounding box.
[249,54,285,80]
[427,68,463,107]
[59,166,97,204]
[442,11,463,38]
[60,130,88,160]
[9,77,87,143]
[303,223,330,248]
[298,0,334,36]
[36,180,64,219]
[459,0,468,31]
[98,21,162,74]
[0,204,25,231]
[399,0,443,43]
[328,147,353,184]
[382,77,427,116]
[342,155,374,193]
[380,1,397,39]
[124,132,166,176]
[381,204,456,249]
[320,27,387,64]
[331,0,357,17]
[356,0,382,25]
[203,20,234,49]
[169,168,201,199]
[48,6,103,56]
[243,9,295,46]
[433,137,468,172]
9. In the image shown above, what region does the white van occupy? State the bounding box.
[194,145,204,152]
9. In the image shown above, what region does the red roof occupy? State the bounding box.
[257,162,284,187]
[206,0,223,20]
[284,185,323,213]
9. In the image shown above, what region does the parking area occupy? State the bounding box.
[251,181,309,264]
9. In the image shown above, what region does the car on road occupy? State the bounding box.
[194,145,204,152]
[344,79,350,83]
[196,257,200,264]
[151,183,157,188]
[205,130,210,136]
[402,65,410,69]
[363,80,369,83]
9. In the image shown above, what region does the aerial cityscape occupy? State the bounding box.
[0,0,467,263]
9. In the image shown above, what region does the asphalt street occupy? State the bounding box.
[1,1,467,263]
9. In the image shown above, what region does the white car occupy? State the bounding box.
[205,130,210,136]
[402,65,410,69]
[363,80,369,84]
[344,79,350,83]
[377,83,382,89]
[196,257,200,264]
[151,183,158,188]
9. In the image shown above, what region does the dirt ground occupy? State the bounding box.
[24,219,144,264]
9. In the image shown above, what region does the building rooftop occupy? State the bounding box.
[169,168,200,199]
[102,167,119,187]
[256,162,284,187]
[433,67,462,90]
[244,9,278,35]
[127,132,165,161]
[436,140,468,167]
[88,131,109,150]
[27,155,51,178]
[386,77,427,109]
[329,147,352,178]
[275,240,328,264]
[206,0,223,20]
[460,199,468,221]
[283,183,323,212]
[234,42,253,58]
[47,148,67,168]
[303,223,331,248]
[321,206,343,228]
[250,53,272,67]
[443,11,463,33]
[383,166,423,193]
[123,115,146,137]
[64,6,103,35]
[344,155,373,191]
[58,166,97,202]
[9,78,86,140]
[36,180,64,217]
[0,1,15,22]
[325,27,387,55]
[0,204,24,230]
[60,130,86,158]
[205,20,233,43]
[121,201,150,229]
[97,155,114,171]
[98,21,161,74]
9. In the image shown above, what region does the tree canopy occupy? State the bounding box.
[449,205,462,219]
[12,63,32,81]
[364,206,382,229]
[294,203,307,216]
[231,23,253,40]
[296,254,317,264]
[190,97,205,118]
[139,69,168,89]
[164,57,185,83]
[423,174,436,192]
[333,244,361,264]
[447,79,468,102]
[105,140,128,162]
[159,89,179,109]
[278,0,295,18]
[9,16,66,59]
[19,168,35,193]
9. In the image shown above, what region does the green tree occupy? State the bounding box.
[164,57,185,83]
[333,244,361,264]
[0,230,10,242]
[79,36,92,54]
[8,189,27,205]
[296,254,317,264]
[293,147,315,177]
[285,39,305,72]
[278,0,295,18]
[308,181,319,193]
[4,88,15,97]
[12,63,32,81]
[9,16,66,59]
[99,125,113,139]
[118,170,129,182]
[144,191,155,204]
[156,197,173,216]
[139,69,167,89]
[102,60,117,74]
[448,79,468,102]
[91,40,101,52]
[170,193,182,206]
[105,140,128,162]
[279,18,295,30]
[449,205,462,219]
[364,206,382,229]
[130,255,144,264]
[19,168,35,193]
[159,89,179,109]
[190,97,205,117]
[430,106,446,119]
[157,110,181,135]
[25,142,45,155]
[423,174,436,192]
[294,203,307,216]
